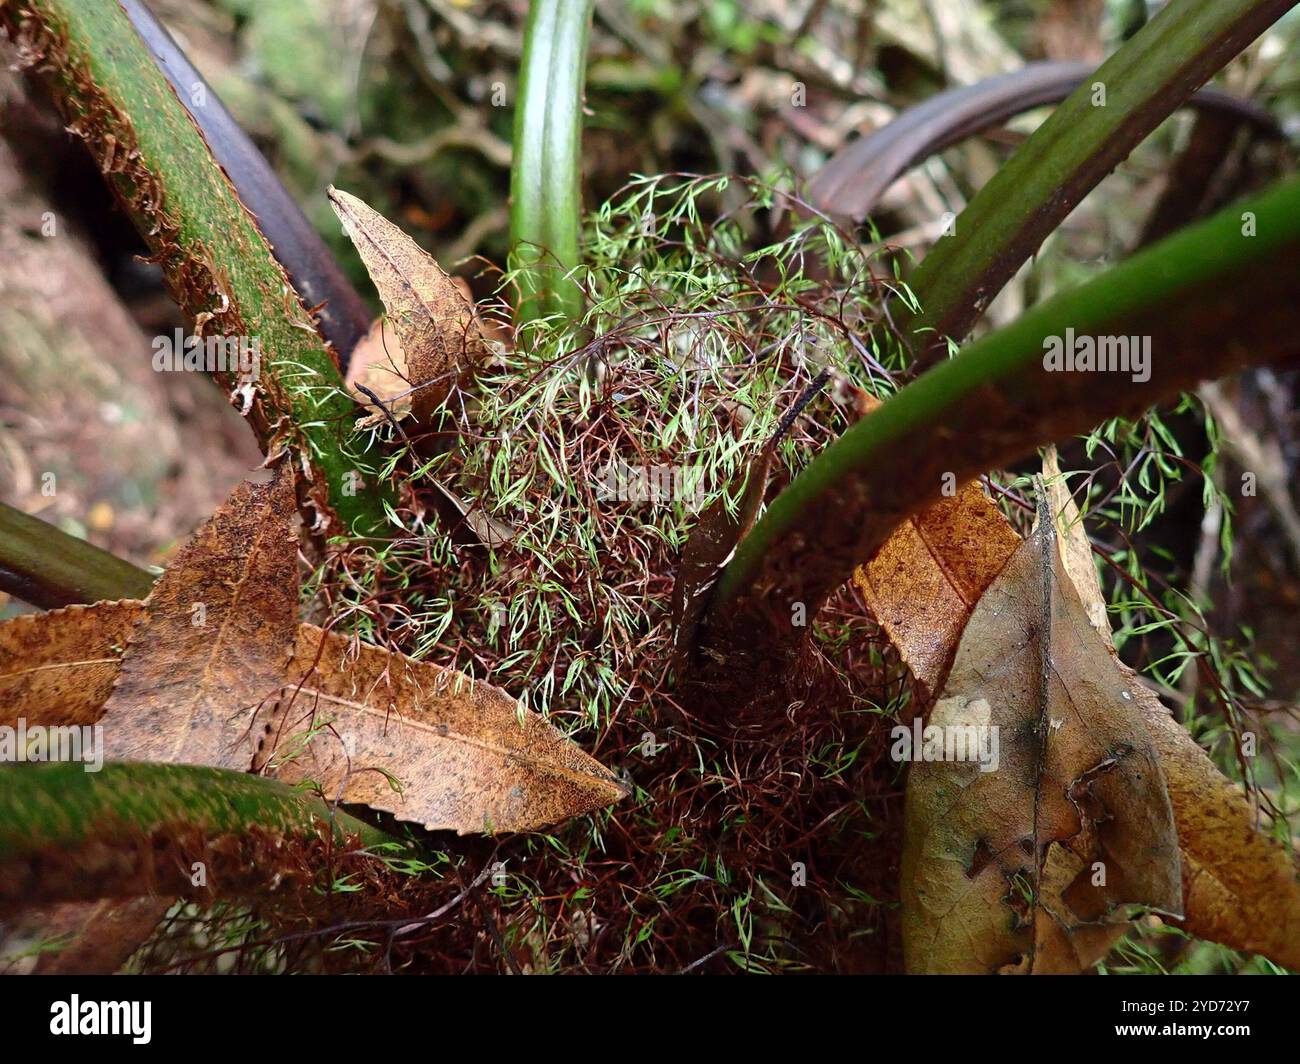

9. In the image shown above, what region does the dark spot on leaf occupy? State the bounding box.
[967,837,994,878]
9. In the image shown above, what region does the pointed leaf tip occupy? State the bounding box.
[328,186,486,424]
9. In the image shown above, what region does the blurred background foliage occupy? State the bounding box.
[153,0,1298,311]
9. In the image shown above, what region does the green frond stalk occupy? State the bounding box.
[509,0,594,328]
[698,176,1300,697]
[0,762,389,907]
[0,0,391,535]
[902,0,1295,365]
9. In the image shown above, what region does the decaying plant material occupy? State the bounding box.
[901,493,1182,974]
[0,469,625,836]
[878,448,1300,971]
[328,186,488,428]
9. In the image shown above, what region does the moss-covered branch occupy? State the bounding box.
[0,0,390,535]
[693,176,1300,704]
[0,762,389,908]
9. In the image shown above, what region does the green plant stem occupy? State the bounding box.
[0,0,391,536]
[0,762,386,858]
[695,176,1300,700]
[120,0,373,361]
[509,0,593,326]
[0,503,154,609]
[902,0,1295,365]
[0,762,390,906]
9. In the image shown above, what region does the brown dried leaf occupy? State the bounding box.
[1046,448,1300,967]
[98,466,299,768]
[0,600,143,728]
[878,448,1299,969]
[255,625,628,834]
[345,315,514,549]
[900,496,1182,974]
[1139,702,1300,967]
[328,186,485,424]
[853,478,1021,703]
[0,462,618,965]
[345,316,413,426]
[0,605,625,835]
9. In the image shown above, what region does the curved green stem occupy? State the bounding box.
[696,176,1300,695]
[902,0,1295,366]
[509,0,593,326]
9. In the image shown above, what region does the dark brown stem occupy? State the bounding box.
[0,502,154,608]
[808,61,1280,225]
[120,0,372,366]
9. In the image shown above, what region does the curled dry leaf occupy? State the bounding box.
[1045,447,1300,967]
[328,186,486,425]
[1138,701,1300,966]
[98,465,299,769]
[0,468,616,963]
[844,388,1020,704]
[345,316,414,425]
[328,188,513,550]
[901,498,1182,974]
